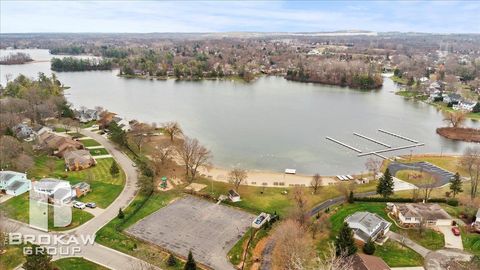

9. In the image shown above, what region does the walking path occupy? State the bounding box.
[7,128,160,270]
[93,154,113,159]
[85,145,105,149]
[388,231,431,257]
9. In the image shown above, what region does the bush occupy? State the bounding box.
[167,253,177,267]
[363,239,376,255]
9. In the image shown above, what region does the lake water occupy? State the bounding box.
[1,49,478,175]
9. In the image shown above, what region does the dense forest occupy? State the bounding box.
[0,52,33,65]
[50,57,112,71]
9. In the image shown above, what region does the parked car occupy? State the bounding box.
[91,124,99,129]
[86,202,97,208]
[451,227,461,236]
[73,201,86,209]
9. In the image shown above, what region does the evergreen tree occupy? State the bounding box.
[348,191,355,203]
[377,169,394,198]
[472,102,480,113]
[363,239,376,255]
[118,208,125,219]
[110,161,120,177]
[449,172,463,198]
[184,250,197,270]
[23,244,53,270]
[167,253,177,267]
[335,222,357,256]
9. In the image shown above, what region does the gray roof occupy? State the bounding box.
[7,180,29,191]
[0,171,26,182]
[34,178,69,190]
[72,182,90,190]
[346,212,391,241]
[395,203,452,220]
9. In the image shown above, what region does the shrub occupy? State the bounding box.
[167,253,177,267]
[363,239,376,255]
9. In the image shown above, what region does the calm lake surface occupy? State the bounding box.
[1,49,478,175]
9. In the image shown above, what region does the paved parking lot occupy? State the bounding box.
[126,196,255,270]
[388,161,455,188]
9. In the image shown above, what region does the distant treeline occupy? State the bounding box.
[50,46,85,55]
[51,57,112,71]
[0,52,33,65]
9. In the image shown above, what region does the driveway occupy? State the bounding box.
[436,226,463,250]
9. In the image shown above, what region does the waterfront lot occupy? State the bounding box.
[126,196,255,270]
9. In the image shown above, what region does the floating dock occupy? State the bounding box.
[326,137,362,153]
[353,132,391,148]
[357,143,425,157]
[378,129,419,143]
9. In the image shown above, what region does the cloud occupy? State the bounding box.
[0,0,478,33]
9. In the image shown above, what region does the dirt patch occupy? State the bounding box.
[437,127,480,142]
[250,236,269,270]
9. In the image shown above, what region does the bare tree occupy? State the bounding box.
[336,182,357,202]
[151,146,173,175]
[271,219,314,270]
[228,168,248,192]
[312,242,354,270]
[129,123,153,153]
[0,135,23,169]
[420,175,436,202]
[14,154,34,172]
[176,137,212,183]
[291,188,309,227]
[162,121,183,142]
[461,147,480,199]
[60,117,74,133]
[311,173,322,194]
[365,157,382,181]
[443,111,467,128]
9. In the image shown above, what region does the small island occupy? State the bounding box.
[0,52,33,65]
[51,57,112,72]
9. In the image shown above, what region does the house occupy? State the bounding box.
[32,178,74,204]
[112,116,131,131]
[38,132,84,157]
[391,203,453,227]
[75,108,100,123]
[0,171,31,196]
[228,189,241,202]
[443,93,462,104]
[352,254,391,270]
[64,150,96,171]
[13,123,34,139]
[33,125,53,137]
[72,182,91,198]
[345,212,392,243]
[453,101,477,112]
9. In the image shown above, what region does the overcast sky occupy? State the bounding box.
[1,1,479,33]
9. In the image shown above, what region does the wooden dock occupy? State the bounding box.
[378,129,419,143]
[326,137,362,153]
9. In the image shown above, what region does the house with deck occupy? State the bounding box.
[32,178,74,204]
[391,203,452,227]
[345,212,392,243]
[0,171,31,196]
[38,132,84,157]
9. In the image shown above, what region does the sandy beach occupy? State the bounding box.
[199,166,338,188]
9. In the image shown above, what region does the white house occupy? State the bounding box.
[345,212,392,243]
[453,101,477,112]
[0,171,31,196]
[32,178,74,204]
[391,203,452,227]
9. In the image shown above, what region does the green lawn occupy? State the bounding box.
[54,257,108,270]
[80,139,102,147]
[1,194,94,231]
[28,156,124,208]
[391,75,408,85]
[89,148,109,156]
[0,245,25,270]
[95,190,184,269]
[196,178,377,217]
[375,240,424,267]
[395,170,438,187]
[462,228,480,256]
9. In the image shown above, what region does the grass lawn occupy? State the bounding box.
[391,75,408,85]
[28,156,124,208]
[375,240,424,267]
[461,228,480,256]
[95,190,184,270]
[0,245,25,270]
[395,170,437,187]
[1,194,94,231]
[196,178,377,217]
[80,139,102,147]
[54,257,108,270]
[89,148,109,156]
